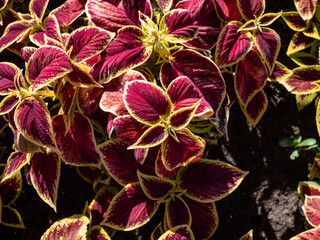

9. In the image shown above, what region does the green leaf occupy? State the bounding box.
[297,138,317,147]
[278,138,294,147]
[290,149,300,160]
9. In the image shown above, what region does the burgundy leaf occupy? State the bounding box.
[290,227,320,240]
[52,112,101,167]
[0,94,19,114]
[0,0,7,10]
[215,22,253,68]
[0,21,31,53]
[20,46,37,62]
[41,215,90,240]
[151,222,165,240]
[86,0,152,32]
[91,26,153,83]
[124,80,171,125]
[100,70,147,116]
[89,226,111,240]
[129,124,167,149]
[102,183,160,230]
[155,149,181,179]
[134,148,149,165]
[177,0,221,50]
[280,66,320,94]
[241,90,268,127]
[77,86,105,117]
[294,0,317,23]
[168,102,200,130]
[259,12,282,26]
[66,26,114,63]
[29,150,60,211]
[1,151,27,182]
[68,62,101,87]
[182,196,218,240]
[235,50,268,106]
[237,0,265,20]
[166,196,191,228]
[138,171,175,200]
[113,115,147,145]
[26,46,73,92]
[29,0,49,20]
[254,27,281,73]
[14,97,57,150]
[303,196,320,227]
[287,31,316,55]
[167,76,213,118]
[282,11,306,31]
[161,49,225,114]
[156,0,172,12]
[1,206,25,228]
[222,71,236,106]
[213,0,242,21]
[162,129,205,171]
[0,62,19,95]
[44,14,62,43]
[298,181,320,201]
[268,62,293,82]
[178,159,248,202]
[89,186,118,225]
[51,0,87,28]
[15,131,42,153]
[0,168,22,205]
[99,140,154,186]
[56,81,77,129]
[159,225,195,240]
[160,9,198,44]
[290,52,318,67]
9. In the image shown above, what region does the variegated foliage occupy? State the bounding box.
[0,0,262,238]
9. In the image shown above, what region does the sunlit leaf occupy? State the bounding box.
[102,183,160,230]
[41,215,90,240]
[294,0,317,23]
[241,90,268,127]
[51,0,87,28]
[14,97,57,150]
[29,0,49,20]
[86,0,152,32]
[215,21,253,68]
[29,150,60,211]
[161,49,225,114]
[91,26,153,83]
[178,159,248,202]
[66,26,114,63]
[52,112,101,167]
[124,80,172,125]
[26,46,73,92]
[182,196,218,240]
[158,224,195,240]
[138,171,175,200]
[235,50,268,106]
[237,0,265,20]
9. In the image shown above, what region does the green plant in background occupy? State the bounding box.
[279,136,319,160]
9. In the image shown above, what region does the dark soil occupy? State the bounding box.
[0,0,318,239]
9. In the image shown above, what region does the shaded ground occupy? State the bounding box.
[0,0,317,239]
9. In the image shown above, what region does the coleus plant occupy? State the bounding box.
[214,0,285,126]
[0,0,266,239]
[278,1,320,137]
